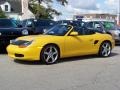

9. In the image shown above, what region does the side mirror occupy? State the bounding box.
[69,31,78,36]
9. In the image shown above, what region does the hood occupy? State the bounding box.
[17,35,58,41]
[16,35,63,47]
[0,27,24,35]
[35,26,54,34]
[0,27,23,31]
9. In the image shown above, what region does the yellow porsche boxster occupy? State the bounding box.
[7,24,115,64]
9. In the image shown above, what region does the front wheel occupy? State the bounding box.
[99,42,112,57]
[40,45,60,64]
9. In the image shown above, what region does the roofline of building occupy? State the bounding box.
[75,13,117,16]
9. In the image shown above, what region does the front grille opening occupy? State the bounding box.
[15,54,24,57]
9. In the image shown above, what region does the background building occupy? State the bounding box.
[74,13,117,21]
[0,0,35,20]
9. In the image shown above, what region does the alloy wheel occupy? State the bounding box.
[99,42,111,57]
[41,45,59,64]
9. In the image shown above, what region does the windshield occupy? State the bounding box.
[0,19,17,28]
[57,20,83,27]
[44,25,71,36]
[102,21,116,30]
[35,20,56,27]
[12,19,21,26]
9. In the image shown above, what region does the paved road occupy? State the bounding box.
[0,47,120,90]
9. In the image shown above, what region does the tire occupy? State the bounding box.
[40,45,60,64]
[99,41,112,57]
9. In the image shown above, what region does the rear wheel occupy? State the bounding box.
[40,45,60,64]
[99,42,112,57]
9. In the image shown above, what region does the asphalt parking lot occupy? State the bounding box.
[0,46,120,90]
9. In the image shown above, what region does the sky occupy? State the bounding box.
[50,0,120,20]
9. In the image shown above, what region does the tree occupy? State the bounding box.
[0,8,6,18]
[29,0,68,19]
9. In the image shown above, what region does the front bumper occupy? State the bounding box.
[7,45,42,61]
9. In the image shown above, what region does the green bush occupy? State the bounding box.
[0,8,7,18]
[29,0,68,19]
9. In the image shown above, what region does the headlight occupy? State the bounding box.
[10,39,17,44]
[0,32,2,36]
[22,41,33,46]
[22,30,28,35]
[10,39,33,48]
[19,40,33,48]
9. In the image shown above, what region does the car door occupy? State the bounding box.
[64,27,98,57]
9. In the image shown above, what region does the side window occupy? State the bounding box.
[102,22,115,30]
[94,22,102,31]
[86,22,94,29]
[83,22,95,35]
[74,26,84,35]
[26,20,34,27]
[84,28,95,35]
[58,26,68,34]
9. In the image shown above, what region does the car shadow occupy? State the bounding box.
[0,50,7,54]
[0,45,8,54]
[58,52,119,64]
[14,60,43,65]
[13,52,119,65]
[115,44,120,46]
[109,52,119,57]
